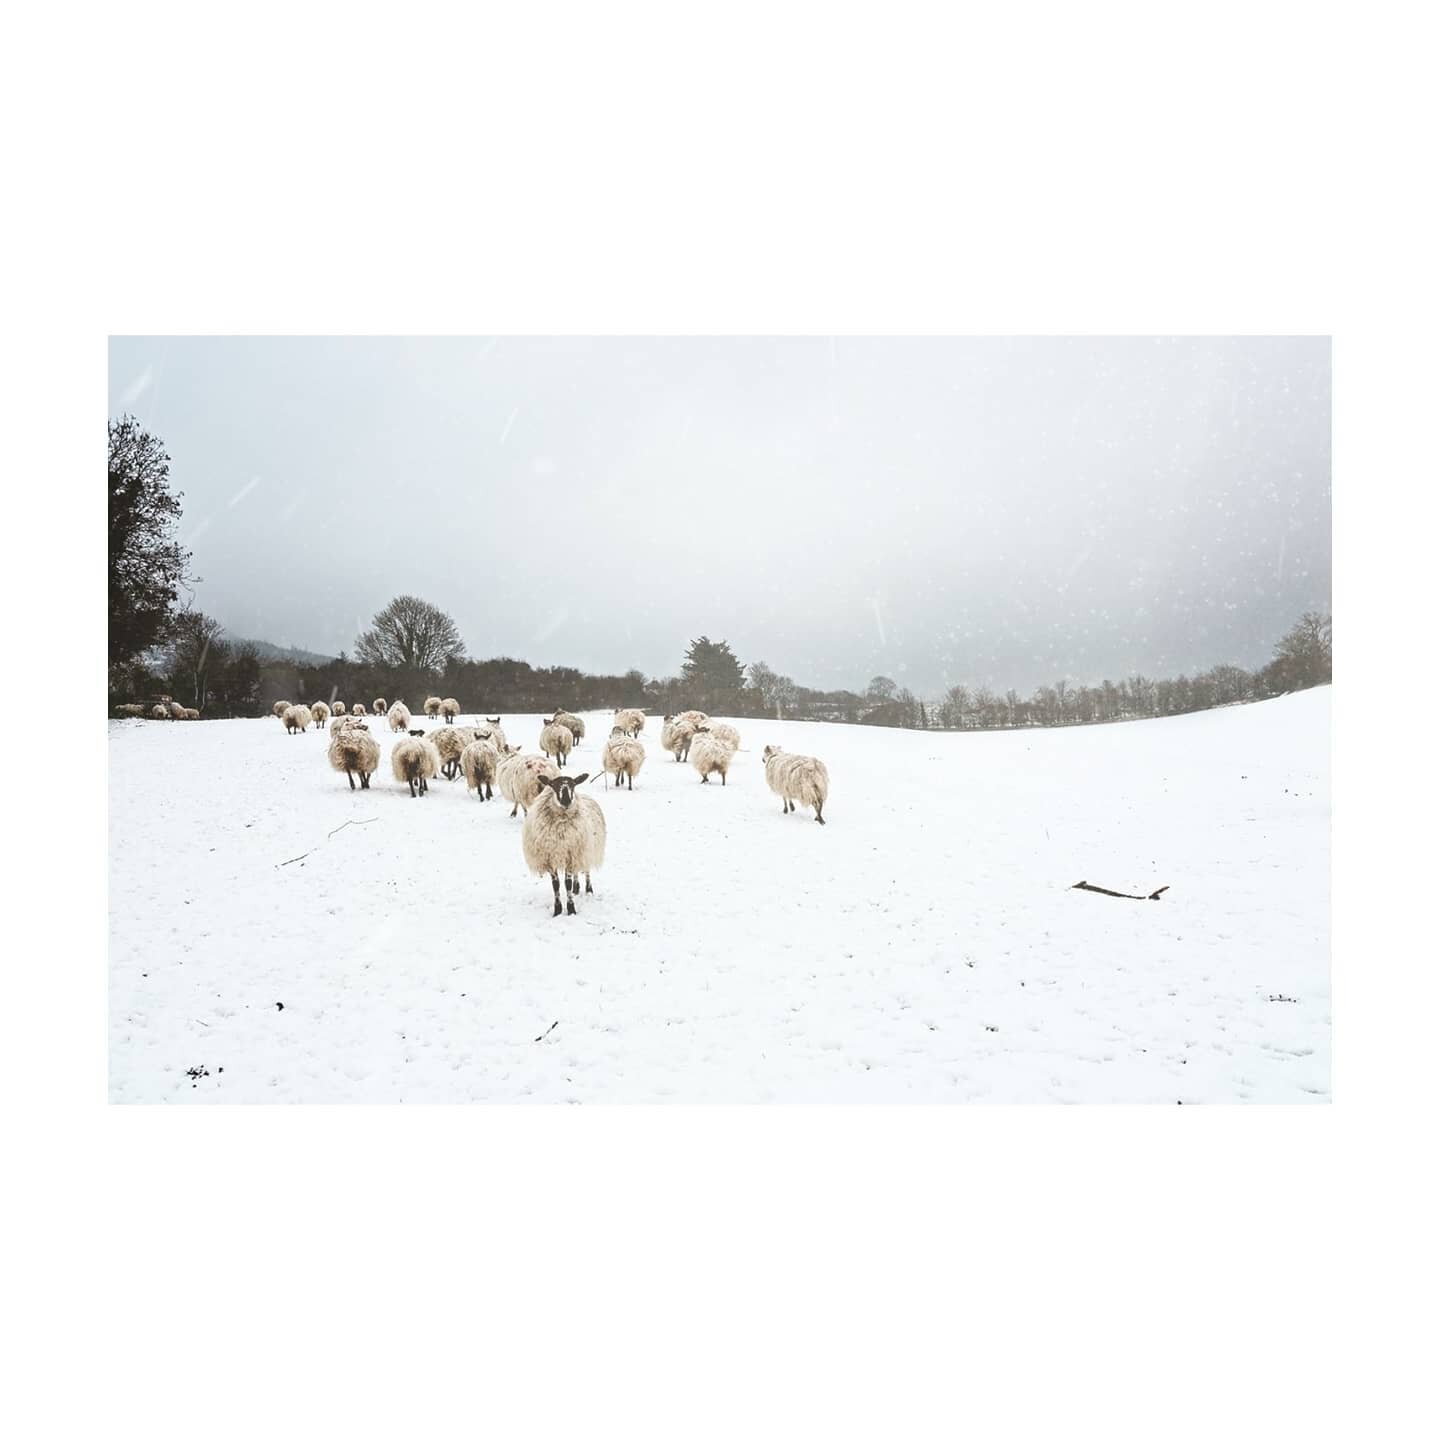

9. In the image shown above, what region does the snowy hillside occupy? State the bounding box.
[108,690,1330,1102]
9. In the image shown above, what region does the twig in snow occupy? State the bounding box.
[278,817,380,867]
[534,1020,559,1042]
[327,817,379,841]
[1072,881,1170,901]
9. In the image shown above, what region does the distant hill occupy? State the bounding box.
[238,638,340,667]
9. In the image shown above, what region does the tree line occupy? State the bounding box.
[109,415,1331,726]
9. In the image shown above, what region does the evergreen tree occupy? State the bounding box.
[681,636,747,710]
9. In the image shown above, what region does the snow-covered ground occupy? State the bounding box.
[109,689,1329,1102]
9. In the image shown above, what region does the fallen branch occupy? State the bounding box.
[534,1020,559,1043]
[279,817,380,867]
[1072,881,1170,901]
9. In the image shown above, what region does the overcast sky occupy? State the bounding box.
[108,336,1330,695]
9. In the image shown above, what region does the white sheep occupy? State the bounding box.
[522,772,607,917]
[373,697,387,716]
[429,725,479,780]
[762,744,830,825]
[390,736,441,797]
[540,720,574,767]
[351,702,367,717]
[613,707,646,738]
[702,722,740,751]
[183,707,200,720]
[331,699,345,717]
[475,717,508,750]
[272,700,291,719]
[551,710,585,746]
[460,738,503,801]
[168,701,187,720]
[660,714,698,763]
[115,703,145,717]
[310,701,332,727]
[150,704,170,720]
[424,696,443,717]
[676,709,709,727]
[387,700,413,733]
[440,697,461,723]
[283,704,311,734]
[497,750,560,817]
[329,712,356,733]
[690,733,734,785]
[328,721,381,790]
[601,727,645,790]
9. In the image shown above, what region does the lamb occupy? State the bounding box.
[601,726,645,790]
[690,732,734,785]
[183,708,200,720]
[328,721,381,790]
[373,698,387,716]
[424,696,443,717]
[522,772,607,917]
[660,714,698,763]
[440,697,461,723]
[550,710,585,746]
[497,750,560,817]
[271,700,291,719]
[387,700,413,733]
[310,701,332,727]
[281,703,312,734]
[115,704,145,717]
[460,738,502,800]
[613,707,646,738]
[762,744,830,825]
[150,704,170,720]
[540,720,574,767]
[168,701,187,720]
[351,703,367,716]
[390,736,441,797]
[429,725,479,780]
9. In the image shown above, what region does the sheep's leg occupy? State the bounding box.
[347,769,356,790]
[700,773,708,783]
[361,773,370,789]
[510,801,519,817]
[584,872,593,895]
[550,872,562,916]
[409,777,417,798]
[420,775,429,795]
[815,800,825,825]
[565,871,577,915]
[627,772,633,790]
[721,771,726,785]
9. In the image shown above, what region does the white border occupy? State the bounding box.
[7,2,1433,1434]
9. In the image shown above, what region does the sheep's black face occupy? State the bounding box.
[539,774,589,808]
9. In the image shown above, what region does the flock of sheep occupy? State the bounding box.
[130,693,831,917]
[115,698,200,721]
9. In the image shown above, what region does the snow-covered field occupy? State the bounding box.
[109,689,1329,1102]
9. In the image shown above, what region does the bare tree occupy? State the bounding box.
[355,595,465,670]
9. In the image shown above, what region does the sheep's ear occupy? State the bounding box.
[572,773,589,786]
[535,774,553,790]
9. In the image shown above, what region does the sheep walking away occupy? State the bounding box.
[762,744,829,824]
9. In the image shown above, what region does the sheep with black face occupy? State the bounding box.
[521,772,607,917]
